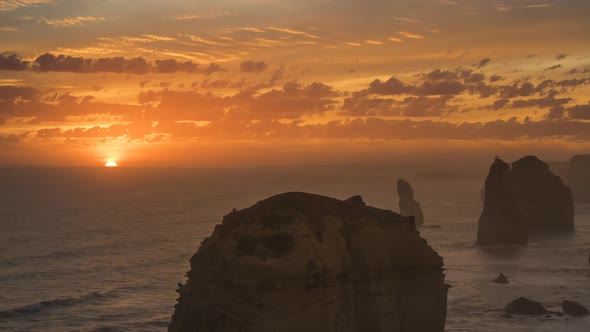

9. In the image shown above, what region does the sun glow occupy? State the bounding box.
[105,161,118,167]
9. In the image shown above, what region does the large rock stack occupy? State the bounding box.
[477,156,574,245]
[511,156,574,230]
[170,192,448,332]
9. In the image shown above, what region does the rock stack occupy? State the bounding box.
[397,179,424,226]
[169,192,448,332]
[477,158,527,245]
[477,156,574,245]
[511,156,574,231]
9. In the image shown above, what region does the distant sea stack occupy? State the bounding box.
[169,192,448,332]
[397,179,425,226]
[477,156,574,244]
[477,158,527,245]
[511,156,574,231]
[569,155,590,203]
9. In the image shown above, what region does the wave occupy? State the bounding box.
[0,291,111,319]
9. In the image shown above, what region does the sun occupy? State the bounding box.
[105,161,118,167]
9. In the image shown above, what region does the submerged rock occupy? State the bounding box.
[493,273,509,284]
[397,179,424,226]
[504,297,548,315]
[477,158,527,245]
[169,192,448,332]
[568,155,590,203]
[511,156,574,231]
[562,300,589,317]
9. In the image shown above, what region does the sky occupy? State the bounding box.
[0,0,589,166]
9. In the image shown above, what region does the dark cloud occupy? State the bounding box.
[235,81,340,119]
[202,63,226,76]
[475,58,492,68]
[201,78,246,89]
[490,75,504,82]
[0,53,222,75]
[240,61,268,73]
[341,91,398,116]
[62,122,154,140]
[138,90,229,121]
[0,90,143,123]
[50,117,590,142]
[341,91,456,117]
[544,64,562,71]
[546,106,565,120]
[0,86,39,102]
[556,54,568,61]
[423,69,457,81]
[398,95,456,117]
[37,128,62,139]
[269,65,285,85]
[493,99,510,110]
[415,68,490,96]
[154,59,199,73]
[34,53,151,74]
[4,64,590,145]
[499,81,539,98]
[567,104,590,120]
[368,77,411,95]
[0,133,28,144]
[413,80,465,96]
[0,53,29,71]
[510,91,572,109]
[569,67,590,74]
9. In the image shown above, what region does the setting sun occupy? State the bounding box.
[105,161,118,167]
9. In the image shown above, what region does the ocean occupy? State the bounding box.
[1,165,589,331]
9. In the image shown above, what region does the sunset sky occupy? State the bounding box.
[1,0,589,166]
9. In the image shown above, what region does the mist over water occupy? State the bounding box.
[1,165,589,331]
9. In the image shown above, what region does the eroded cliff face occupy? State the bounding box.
[170,192,448,332]
[569,155,590,203]
[477,156,574,245]
[397,179,424,226]
[477,158,527,245]
[511,156,574,231]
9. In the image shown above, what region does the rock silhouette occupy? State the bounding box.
[169,192,448,332]
[568,155,590,203]
[511,156,574,231]
[345,195,366,206]
[477,158,527,245]
[397,179,424,226]
[504,297,548,315]
[493,273,509,284]
[477,156,574,245]
[562,300,589,316]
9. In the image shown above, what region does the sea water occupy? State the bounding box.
[1,166,589,331]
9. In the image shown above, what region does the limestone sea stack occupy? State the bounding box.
[477,156,575,245]
[511,156,574,231]
[477,158,527,245]
[397,179,425,226]
[568,155,590,203]
[169,192,448,332]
